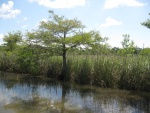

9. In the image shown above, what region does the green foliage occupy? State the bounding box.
[73,56,93,84]
[141,13,150,29]
[26,10,107,80]
[46,57,62,78]
[121,34,131,49]
[0,46,5,51]
[140,48,150,55]
[0,48,150,92]
[37,10,85,51]
[93,56,118,88]
[118,34,136,55]
[16,46,35,74]
[3,31,22,51]
[0,52,11,71]
[30,11,106,55]
[0,51,18,71]
[16,45,52,75]
[111,47,120,54]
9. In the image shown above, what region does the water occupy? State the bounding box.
[0,72,149,113]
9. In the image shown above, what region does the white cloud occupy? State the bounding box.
[104,0,146,9]
[100,17,122,28]
[0,1,21,19]
[0,34,4,39]
[28,0,86,8]
[23,17,28,20]
[40,19,48,23]
[22,25,28,28]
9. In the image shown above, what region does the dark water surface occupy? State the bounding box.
[0,72,149,113]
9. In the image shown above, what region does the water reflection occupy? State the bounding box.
[0,72,149,113]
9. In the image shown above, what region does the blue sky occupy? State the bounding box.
[0,0,150,48]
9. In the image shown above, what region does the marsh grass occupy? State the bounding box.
[0,52,150,92]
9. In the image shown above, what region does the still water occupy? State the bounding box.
[0,72,149,113]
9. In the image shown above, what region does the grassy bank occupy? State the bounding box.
[0,52,150,92]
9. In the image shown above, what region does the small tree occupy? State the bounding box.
[141,13,150,29]
[118,34,135,55]
[29,10,103,81]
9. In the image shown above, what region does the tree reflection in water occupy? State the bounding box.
[0,73,149,113]
[3,82,90,113]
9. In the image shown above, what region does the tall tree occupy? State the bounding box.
[30,10,103,81]
[141,13,150,29]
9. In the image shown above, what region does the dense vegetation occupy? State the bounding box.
[0,11,150,92]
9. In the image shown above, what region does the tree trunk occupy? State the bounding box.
[59,33,67,81]
[59,44,67,81]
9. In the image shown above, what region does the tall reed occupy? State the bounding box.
[0,52,150,92]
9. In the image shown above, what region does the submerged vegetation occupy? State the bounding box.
[0,11,150,92]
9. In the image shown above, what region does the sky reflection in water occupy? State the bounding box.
[0,72,149,113]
